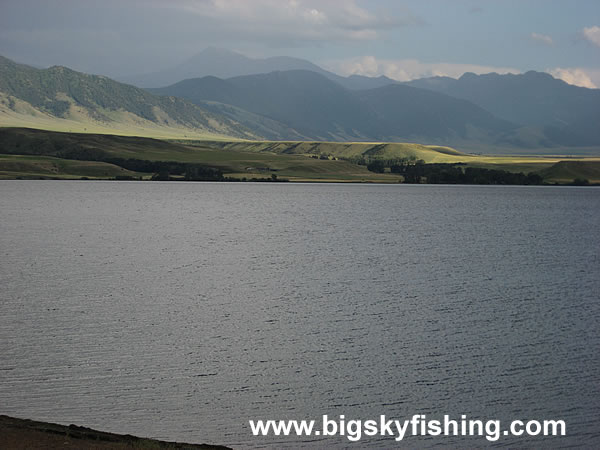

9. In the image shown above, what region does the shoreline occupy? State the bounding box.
[1,177,598,186]
[0,415,230,450]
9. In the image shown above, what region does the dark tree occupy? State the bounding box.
[367,160,386,173]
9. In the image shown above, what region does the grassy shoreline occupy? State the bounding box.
[1,127,599,184]
[0,415,230,450]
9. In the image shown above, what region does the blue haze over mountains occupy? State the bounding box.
[2,47,599,153]
[119,47,398,91]
[142,48,599,152]
[150,70,515,147]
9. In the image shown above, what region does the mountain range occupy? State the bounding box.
[150,70,515,146]
[1,50,599,153]
[119,47,398,91]
[406,71,600,146]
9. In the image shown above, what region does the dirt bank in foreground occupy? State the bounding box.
[0,415,231,450]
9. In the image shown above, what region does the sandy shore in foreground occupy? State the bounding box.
[0,415,231,450]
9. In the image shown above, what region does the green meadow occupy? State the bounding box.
[0,154,141,179]
[0,127,599,183]
[187,140,600,183]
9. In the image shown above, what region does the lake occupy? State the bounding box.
[1,181,599,448]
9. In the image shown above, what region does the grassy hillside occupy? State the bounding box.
[194,139,569,167]
[193,139,600,183]
[537,161,600,184]
[195,100,310,141]
[199,140,467,162]
[0,154,144,179]
[0,128,398,182]
[0,98,241,140]
[0,127,202,159]
[0,55,256,140]
[1,128,598,183]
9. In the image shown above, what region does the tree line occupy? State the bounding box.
[357,157,544,185]
[100,158,225,181]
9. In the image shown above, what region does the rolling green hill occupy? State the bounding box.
[1,128,598,183]
[190,139,600,183]
[537,160,600,184]
[0,154,143,179]
[196,100,309,141]
[0,55,257,140]
[0,127,399,182]
[199,140,469,163]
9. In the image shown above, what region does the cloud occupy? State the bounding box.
[548,67,597,88]
[147,0,417,44]
[582,26,600,47]
[530,32,553,46]
[324,56,520,81]
[0,0,422,76]
[469,6,484,14]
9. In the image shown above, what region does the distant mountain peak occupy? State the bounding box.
[200,46,235,54]
[458,70,558,82]
[458,71,478,80]
[522,70,555,80]
[117,48,400,90]
[47,65,71,72]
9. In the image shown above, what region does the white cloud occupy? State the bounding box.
[530,32,553,46]
[147,0,413,44]
[583,26,600,47]
[324,56,520,81]
[548,67,597,88]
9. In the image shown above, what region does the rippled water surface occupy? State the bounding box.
[1,181,599,448]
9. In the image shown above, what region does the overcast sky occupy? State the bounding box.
[1,0,599,87]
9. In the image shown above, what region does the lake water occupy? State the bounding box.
[1,180,599,448]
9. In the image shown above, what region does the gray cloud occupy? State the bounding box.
[530,32,553,46]
[583,26,600,47]
[324,56,520,81]
[549,67,598,88]
[147,0,418,42]
[0,0,421,76]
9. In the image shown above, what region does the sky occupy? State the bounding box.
[1,0,599,87]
